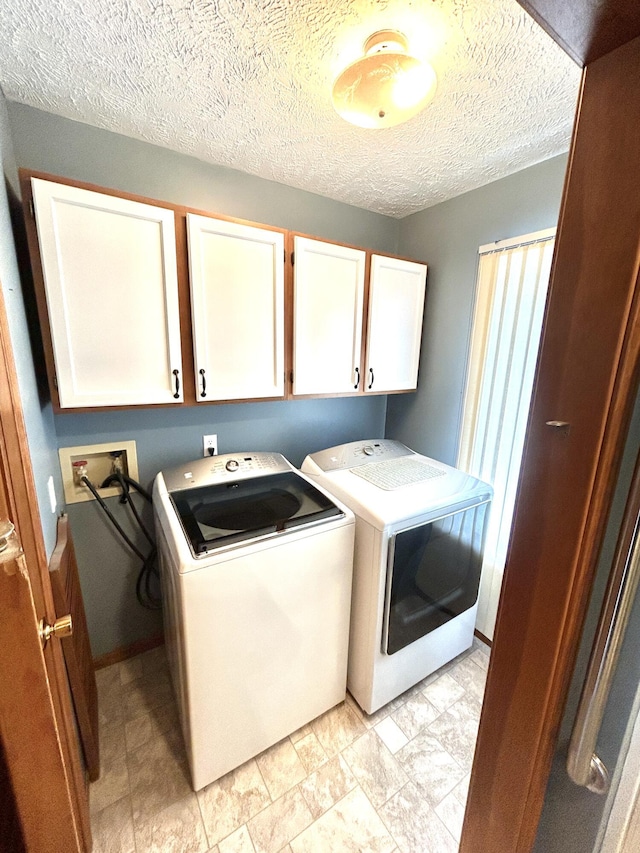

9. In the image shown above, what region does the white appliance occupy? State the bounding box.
[301,439,492,714]
[153,451,355,790]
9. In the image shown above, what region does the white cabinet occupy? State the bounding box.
[292,236,366,395]
[28,174,427,409]
[364,254,427,393]
[30,178,183,408]
[186,214,285,401]
[292,241,426,397]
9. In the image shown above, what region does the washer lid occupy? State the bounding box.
[169,470,344,556]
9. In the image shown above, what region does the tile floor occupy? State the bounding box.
[91,639,490,853]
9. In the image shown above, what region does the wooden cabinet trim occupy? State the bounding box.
[175,213,197,406]
[19,168,178,212]
[288,229,372,257]
[19,170,62,409]
[180,204,288,239]
[284,231,294,398]
[360,251,372,393]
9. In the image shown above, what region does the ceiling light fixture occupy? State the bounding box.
[332,30,437,129]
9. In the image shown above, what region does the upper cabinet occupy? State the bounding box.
[24,172,427,411]
[186,214,285,402]
[364,255,427,394]
[292,238,427,398]
[292,236,366,396]
[30,178,183,408]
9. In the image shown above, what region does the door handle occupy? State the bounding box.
[566,448,640,794]
[39,615,73,649]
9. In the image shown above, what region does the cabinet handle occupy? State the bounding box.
[368,368,374,389]
[199,368,207,398]
[172,369,180,399]
[354,367,360,389]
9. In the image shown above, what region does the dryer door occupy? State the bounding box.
[382,500,490,655]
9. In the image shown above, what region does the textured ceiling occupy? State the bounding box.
[0,0,581,218]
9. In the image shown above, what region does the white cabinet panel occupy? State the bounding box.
[31,178,182,408]
[293,237,366,395]
[187,214,285,401]
[365,255,427,393]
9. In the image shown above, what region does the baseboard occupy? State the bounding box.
[474,628,492,648]
[93,633,164,670]
[95,629,490,669]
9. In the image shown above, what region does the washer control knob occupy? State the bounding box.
[225,459,240,472]
[363,445,375,456]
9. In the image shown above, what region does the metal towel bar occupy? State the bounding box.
[566,449,640,793]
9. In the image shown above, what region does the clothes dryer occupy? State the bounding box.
[301,439,492,714]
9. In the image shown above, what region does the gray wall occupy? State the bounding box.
[8,103,399,250]
[385,154,569,465]
[0,93,62,556]
[7,103,395,656]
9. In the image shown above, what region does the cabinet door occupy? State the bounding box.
[293,236,366,395]
[31,178,183,408]
[187,214,285,401]
[365,255,427,393]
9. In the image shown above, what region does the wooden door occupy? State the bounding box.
[0,282,88,850]
[460,24,640,853]
[24,174,183,408]
[292,236,366,396]
[364,254,426,394]
[186,213,286,402]
[49,514,100,782]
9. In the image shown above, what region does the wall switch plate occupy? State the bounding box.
[203,434,218,457]
[47,476,57,514]
[59,440,139,504]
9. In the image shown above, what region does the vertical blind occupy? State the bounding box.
[457,229,556,639]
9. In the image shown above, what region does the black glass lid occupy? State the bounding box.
[170,471,343,555]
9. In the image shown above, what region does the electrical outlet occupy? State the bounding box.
[59,441,139,504]
[203,434,218,457]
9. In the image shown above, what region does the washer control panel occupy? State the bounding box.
[305,439,412,472]
[161,452,292,492]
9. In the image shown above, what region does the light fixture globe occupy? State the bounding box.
[332,30,437,129]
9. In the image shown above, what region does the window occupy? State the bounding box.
[457,228,556,639]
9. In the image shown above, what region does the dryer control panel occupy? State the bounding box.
[305,439,412,472]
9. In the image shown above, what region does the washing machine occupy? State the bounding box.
[301,439,492,714]
[153,451,355,790]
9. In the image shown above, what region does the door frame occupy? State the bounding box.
[0,277,87,850]
[460,23,640,853]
